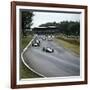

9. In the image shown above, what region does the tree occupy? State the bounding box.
[67,21,80,36]
[21,11,34,36]
[39,21,80,36]
[39,22,57,27]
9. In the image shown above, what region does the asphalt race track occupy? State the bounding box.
[23,36,80,77]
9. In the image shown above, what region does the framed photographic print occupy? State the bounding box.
[11,1,88,89]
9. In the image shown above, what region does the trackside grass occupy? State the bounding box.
[20,35,42,79]
[21,35,32,49]
[55,36,80,56]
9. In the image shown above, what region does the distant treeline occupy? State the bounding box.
[39,21,80,36]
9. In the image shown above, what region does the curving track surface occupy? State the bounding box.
[23,36,80,77]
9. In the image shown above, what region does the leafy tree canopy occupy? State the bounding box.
[39,21,80,36]
[21,11,34,36]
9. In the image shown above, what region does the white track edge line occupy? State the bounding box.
[21,36,46,78]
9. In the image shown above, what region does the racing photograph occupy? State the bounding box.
[20,9,80,79]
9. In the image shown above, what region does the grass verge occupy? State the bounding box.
[20,35,42,79]
[57,36,80,45]
[55,37,80,55]
[21,35,32,49]
[20,59,42,78]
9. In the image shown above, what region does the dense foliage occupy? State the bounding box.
[39,21,80,36]
[21,11,34,36]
